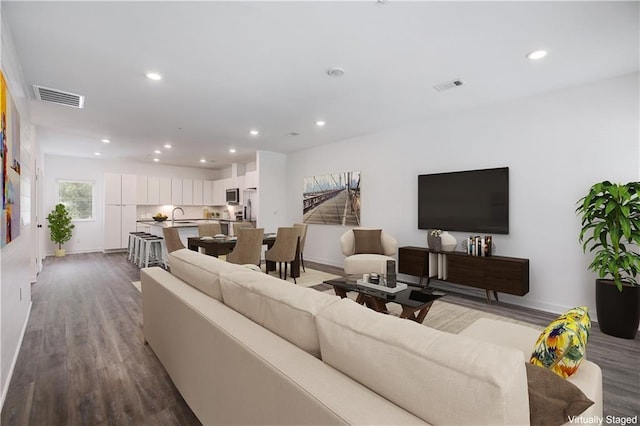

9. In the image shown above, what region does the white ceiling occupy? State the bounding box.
[4,1,638,170]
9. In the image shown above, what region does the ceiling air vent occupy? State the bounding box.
[33,85,85,108]
[433,79,464,92]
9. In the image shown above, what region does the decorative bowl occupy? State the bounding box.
[153,216,168,222]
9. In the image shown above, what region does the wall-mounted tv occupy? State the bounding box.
[418,167,509,234]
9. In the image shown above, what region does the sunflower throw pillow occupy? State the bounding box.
[530,307,591,378]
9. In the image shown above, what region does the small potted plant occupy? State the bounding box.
[576,180,640,339]
[47,203,75,257]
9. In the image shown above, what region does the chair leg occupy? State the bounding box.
[301,252,305,272]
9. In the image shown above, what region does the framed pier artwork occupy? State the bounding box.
[1,70,21,247]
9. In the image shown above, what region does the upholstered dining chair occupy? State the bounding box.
[339,228,397,277]
[264,227,300,283]
[163,227,185,253]
[226,228,264,267]
[198,222,222,237]
[232,221,255,235]
[293,223,308,272]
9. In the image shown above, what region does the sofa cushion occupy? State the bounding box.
[530,307,591,378]
[352,229,384,254]
[219,270,340,358]
[526,363,594,426]
[316,298,530,426]
[168,249,248,301]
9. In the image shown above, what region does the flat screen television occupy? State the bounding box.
[418,167,509,234]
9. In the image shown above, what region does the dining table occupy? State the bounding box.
[187,234,301,279]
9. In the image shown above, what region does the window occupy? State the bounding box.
[57,180,95,221]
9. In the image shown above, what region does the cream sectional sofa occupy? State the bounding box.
[141,249,602,425]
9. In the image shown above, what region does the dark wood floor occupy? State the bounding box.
[2,253,638,425]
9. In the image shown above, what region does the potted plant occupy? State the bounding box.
[577,180,640,339]
[47,203,75,257]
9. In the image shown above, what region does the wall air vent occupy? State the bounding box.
[433,79,464,92]
[33,85,85,108]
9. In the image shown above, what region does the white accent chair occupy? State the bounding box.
[340,228,397,277]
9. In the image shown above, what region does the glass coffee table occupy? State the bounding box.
[323,278,445,323]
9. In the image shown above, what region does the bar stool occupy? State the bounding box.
[128,232,149,262]
[134,233,154,265]
[139,236,167,269]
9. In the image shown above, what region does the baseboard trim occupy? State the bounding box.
[0,300,32,411]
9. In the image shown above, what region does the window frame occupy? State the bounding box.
[56,179,96,222]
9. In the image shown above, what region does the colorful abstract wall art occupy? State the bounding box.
[1,70,21,246]
[303,171,360,225]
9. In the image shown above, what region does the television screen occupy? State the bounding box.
[418,167,509,234]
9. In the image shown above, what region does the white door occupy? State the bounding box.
[137,176,148,205]
[171,178,183,205]
[203,180,213,205]
[182,179,193,205]
[193,179,203,205]
[35,161,43,274]
[121,174,137,205]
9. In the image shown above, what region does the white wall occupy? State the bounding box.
[42,155,224,254]
[0,6,34,407]
[287,73,640,318]
[256,151,289,232]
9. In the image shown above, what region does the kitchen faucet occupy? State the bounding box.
[171,206,185,226]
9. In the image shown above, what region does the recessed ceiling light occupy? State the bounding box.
[146,72,162,81]
[153,158,160,162]
[94,152,101,156]
[200,158,206,163]
[101,138,110,143]
[327,67,345,77]
[164,144,172,149]
[154,150,161,154]
[249,129,259,136]
[527,50,548,60]
[316,120,326,127]
[229,148,236,153]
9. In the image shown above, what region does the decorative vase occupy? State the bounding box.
[427,231,442,251]
[54,248,66,257]
[440,231,457,252]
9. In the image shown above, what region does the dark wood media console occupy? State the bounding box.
[398,246,529,302]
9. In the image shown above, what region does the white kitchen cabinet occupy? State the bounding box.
[245,170,258,189]
[159,177,172,205]
[148,176,160,205]
[104,173,138,250]
[182,178,193,205]
[104,173,122,204]
[137,176,148,205]
[122,174,137,205]
[213,179,226,205]
[193,179,203,205]
[203,180,213,205]
[172,178,183,205]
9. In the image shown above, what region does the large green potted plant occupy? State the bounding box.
[47,203,75,257]
[577,180,640,339]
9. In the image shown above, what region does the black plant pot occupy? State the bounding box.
[595,279,640,339]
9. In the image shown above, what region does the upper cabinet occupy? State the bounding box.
[171,178,183,205]
[182,178,193,205]
[193,180,203,205]
[148,177,160,205]
[159,177,172,205]
[245,170,258,189]
[203,180,213,205]
[136,175,148,205]
[105,173,136,205]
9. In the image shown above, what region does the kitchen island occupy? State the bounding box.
[145,219,255,249]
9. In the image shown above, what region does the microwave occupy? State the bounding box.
[225,188,240,204]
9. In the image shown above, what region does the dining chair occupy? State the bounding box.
[293,223,308,272]
[232,221,255,236]
[198,222,222,237]
[264,227,300,283]
[163,227,186,253]
[226,228,265,267]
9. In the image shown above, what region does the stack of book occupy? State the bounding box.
[466,236,493,257]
